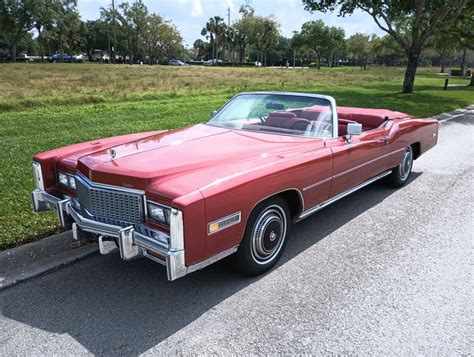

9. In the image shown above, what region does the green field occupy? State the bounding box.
[0,63,472,249]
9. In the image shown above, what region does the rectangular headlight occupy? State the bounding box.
[147,202,171,225]
[68,176,76,189]
[58,172,76,191]
[58,172,69,186]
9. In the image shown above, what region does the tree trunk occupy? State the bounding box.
[460,46,467,76]
[10,36,18,62]
[402,52,420,93]
[470,74,474,86]
[211,42,215,64]
[37,26,44,62]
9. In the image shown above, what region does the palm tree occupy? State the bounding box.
[201,16,225,64]
[235,30,248,64]
[225,26,238,64]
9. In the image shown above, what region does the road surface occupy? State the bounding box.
[1,112,473,355]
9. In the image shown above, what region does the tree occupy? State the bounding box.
[234,29,248,63]
[431,30,460,73]
[254,16,280,66]
[33,0,59,61]
[201,16,226,63]
[118,0,148,63]
[267,36,293,66]
[42,1,83,58]
[346,33,371,69]
[0,0,38,61]
[302,0,468,93]
[370,34,405,66]
[325,26,345,67]
[193,39,210,60]
[225,26,238,63]
[292,20,329,69]
[83,20,110,60]
[144,14,183,64]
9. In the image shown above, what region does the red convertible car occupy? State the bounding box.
[32,92,438,280]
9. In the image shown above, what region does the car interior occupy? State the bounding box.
[258,105,410,137]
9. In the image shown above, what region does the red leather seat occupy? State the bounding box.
[266,112,310,131]
[338,118,356,136]
[337,107,408,129]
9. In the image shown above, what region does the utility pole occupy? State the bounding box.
[112,0,117,64]
[227,7,231,26]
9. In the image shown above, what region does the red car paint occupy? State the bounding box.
[33,105,438,266]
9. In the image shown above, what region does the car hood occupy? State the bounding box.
[74,124,324,200]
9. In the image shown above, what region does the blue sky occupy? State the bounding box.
[77,0,385,48]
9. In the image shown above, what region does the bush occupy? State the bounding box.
[449,68,472,76]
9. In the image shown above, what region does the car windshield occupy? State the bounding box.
[208,93,334,138]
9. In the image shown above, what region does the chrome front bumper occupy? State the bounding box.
[31,189,187,281]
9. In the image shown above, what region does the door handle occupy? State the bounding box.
[378,136,389,144]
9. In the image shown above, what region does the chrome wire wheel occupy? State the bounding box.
[250,205,287,265]
[399,146,413,181]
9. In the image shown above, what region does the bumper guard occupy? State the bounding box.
[31,188,187,281]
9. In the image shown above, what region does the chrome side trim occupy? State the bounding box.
[333,148,405,179]
[207,211,241,235]
[187,245,239,274]
[297,170,392,221]
[303,177,332,191]
[248,188,305,222]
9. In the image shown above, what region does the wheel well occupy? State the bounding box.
[278,190,304,221]
[411,142,421,159]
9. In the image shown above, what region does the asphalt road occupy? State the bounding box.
[1,112,473,355]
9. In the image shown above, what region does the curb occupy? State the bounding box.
[1,105,472,290]
[433,105,474,122]
[0,231,98,290]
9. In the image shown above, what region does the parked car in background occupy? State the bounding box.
[168,59,187,66]
[31,92,438,281]
[49,53,74,63]
[204,59,223,66]
[73,54,88,63]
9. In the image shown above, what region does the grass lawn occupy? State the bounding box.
[0,63,472,249]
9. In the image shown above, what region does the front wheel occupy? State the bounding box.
[384,145,414,187]
[233,196,291,276]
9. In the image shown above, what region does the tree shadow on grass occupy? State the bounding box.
[1,173,421,355]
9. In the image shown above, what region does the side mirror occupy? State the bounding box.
[345,123,362,143]
[210,110,218,118]
[347,123,362,136]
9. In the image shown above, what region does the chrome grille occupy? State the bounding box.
[76,175,144,226]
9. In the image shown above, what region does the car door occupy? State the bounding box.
[325,127,389,197]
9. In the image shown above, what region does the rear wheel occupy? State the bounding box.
[233,196,291,276]
[384,145,414,187]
